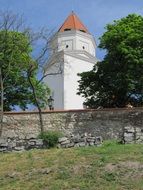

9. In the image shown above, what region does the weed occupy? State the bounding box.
[38,131,63,148]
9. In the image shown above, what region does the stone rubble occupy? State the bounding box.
[58,134,103,148]
[122,126,143,144]
[0,133,103,152]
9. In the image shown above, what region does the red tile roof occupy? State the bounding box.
[58,12,89,34]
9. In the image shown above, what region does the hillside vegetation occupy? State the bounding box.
[0,141,143,190]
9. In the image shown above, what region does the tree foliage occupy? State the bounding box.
[0,12,50,111]
[78,14,143,108]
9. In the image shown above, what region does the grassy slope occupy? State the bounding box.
[0,141,143,190]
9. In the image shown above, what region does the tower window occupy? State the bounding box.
[64,28,71,31]
[80,29,86,33]
[82,46,85,49]
[66,45,69,48]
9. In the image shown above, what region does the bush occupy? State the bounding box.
[38,131,63,148]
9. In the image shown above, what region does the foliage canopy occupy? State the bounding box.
[0,30,50,111]
[78,14,143,108]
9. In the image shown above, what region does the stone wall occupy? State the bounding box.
[0,134,103,152]
[1,108,143,152]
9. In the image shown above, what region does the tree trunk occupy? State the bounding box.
[0,68,4,137]
[27,74,44,133]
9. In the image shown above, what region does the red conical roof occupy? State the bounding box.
[58,12,89,34]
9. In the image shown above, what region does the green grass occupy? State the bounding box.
[0,141,143,190]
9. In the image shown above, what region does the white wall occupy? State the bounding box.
[75,35,95,56]
[64,54,94,109]
[43,61,64,109]
[50,31,96,56]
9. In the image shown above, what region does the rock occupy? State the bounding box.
[124,133,134,137]
[89,142,94,146]
[124,136,134,143]
[77,142,86,147]
[124,127,134,133]
[87,137,96,142]
[6,130,17,138]
[66,143,75,148]
[0,138,8,146]
[8,142,16,148]
[26,134,37,139]
[95,136,103,144]
[72,135,81,143]
[74,143,80,147]
[28,141,35,146]
[35,139,43,146]
[60,140,70,145]
[14,146,25,151]
[58,137,68,143]
[0,148,7,152]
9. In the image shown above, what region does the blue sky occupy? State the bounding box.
[0,0,143,59]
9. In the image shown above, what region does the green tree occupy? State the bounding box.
[78,14,143,108]
[0,12,50,135]
[0,30,49,111]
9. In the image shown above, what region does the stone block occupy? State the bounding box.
[16,141,25,147]
[26,134,37,139]
[60,140,70,145]
[77,142,86,147]
[124,133,134,137]
[74,143,80,147]
[95,136,103,144]
[28,141,35,146]
[35,139,43,146]
[0,138,8,147]
[0,138,7,145]
[58,137,68,143]
[6,130,17,138]
[124,127,134,133]
[0,142,8,147]
[14,146,25,151]
[0,148,7,152]
[89,142,95,146]
[8,142,16,148]
[66,143,75,148]
[124,136,134,143]
[138,136,143,140]
[87,137,96,142]
[72,135,81,143]
[136,128,141,133]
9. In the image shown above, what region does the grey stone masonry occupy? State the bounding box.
[0,134,103,152]
[58,133,103,148]
[0,107,143,151]
[122,126,143,144]
[0,138,44,152]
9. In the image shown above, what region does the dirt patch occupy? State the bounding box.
[72,164,91,175]
[105,161,143,171]
[104,161,143,180]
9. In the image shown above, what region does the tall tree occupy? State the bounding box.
[0,11,50,135]
[78,14,143,108]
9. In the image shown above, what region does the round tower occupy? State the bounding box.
[44,12,97,110]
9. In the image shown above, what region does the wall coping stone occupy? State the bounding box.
[4,107,143,115]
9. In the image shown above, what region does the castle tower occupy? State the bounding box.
[44,12,97,110]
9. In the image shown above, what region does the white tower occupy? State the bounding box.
[44,12,97,110]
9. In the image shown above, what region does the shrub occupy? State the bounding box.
[38,131,63,148]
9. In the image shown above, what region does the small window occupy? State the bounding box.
[79,29,86,33]
[66,45,69,48]
[82,46,85,49]
[64,28,71,31]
